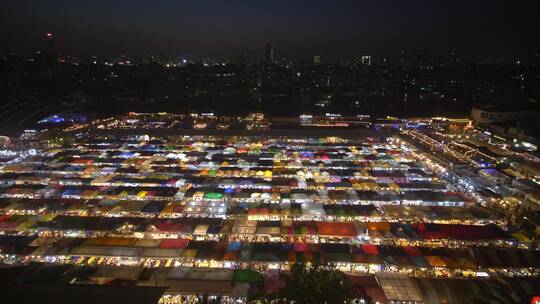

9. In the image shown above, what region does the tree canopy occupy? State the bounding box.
[262,263,354,304]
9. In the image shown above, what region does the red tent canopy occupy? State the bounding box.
[316,222,357,237]
[361,244,379,255]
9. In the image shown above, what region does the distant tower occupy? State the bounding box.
[44,32,58,73]
[46,32,56,53]
[449,50,458,65]
[265,41,274,64]
[400,49,407,65]
[313,55,321,65]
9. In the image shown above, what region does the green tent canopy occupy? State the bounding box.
[204,192,223,200]
[233,269,263,283]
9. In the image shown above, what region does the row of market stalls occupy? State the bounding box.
[0,182,466,207]
[374,273,540,303]
[0,134,474,212]
[44,136,393,156]
[1,234,539,272]
[0,260,537,304]
[0,197,500,225]
[0,211,514,244]
[1,170,437,191]
[1,163,434,186]
[0,136,441,190]
[0,261,538,304]
[0,262,251,302]
[21,156,425,169]
[18,158,423,171]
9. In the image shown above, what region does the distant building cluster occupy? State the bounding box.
[1,35,539,132]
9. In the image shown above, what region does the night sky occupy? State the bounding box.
[1,0,539,60]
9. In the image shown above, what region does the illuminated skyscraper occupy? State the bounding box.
[361,55,371,66]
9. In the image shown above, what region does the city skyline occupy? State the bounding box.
[5,31,539,65]
[2,0,540,60]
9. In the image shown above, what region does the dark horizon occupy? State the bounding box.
[2,0,540,61]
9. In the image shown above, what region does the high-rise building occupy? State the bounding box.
[44,32,58,73]
[46,32,56,52]
[400,49,407,65]
[265,41,274,64]
[361,55,371,66]
[313,55,321,65]
[449,50,458,65]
